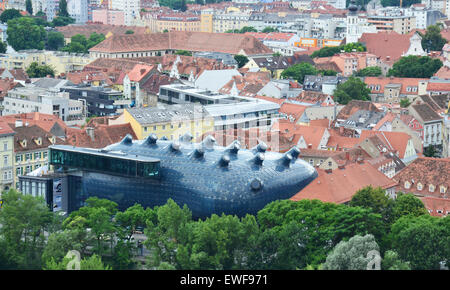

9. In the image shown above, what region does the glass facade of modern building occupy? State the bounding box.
[49,147,160,178]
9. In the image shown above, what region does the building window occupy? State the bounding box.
[3,155,7,166]
[429,184,435,192]
[3,142,7,151]
[417,183,422,190]
[404,181,410,189]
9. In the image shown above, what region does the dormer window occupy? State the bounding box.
[429,184,435,192]
[404,181,410,189]
[21,139,27,148]
[417,183,422,190]
[440,186,447,194]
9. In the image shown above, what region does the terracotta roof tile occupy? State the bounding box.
[290,162,397,203]
[89,31,273,56]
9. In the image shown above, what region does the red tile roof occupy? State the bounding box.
[0,120,15,136]
[1,112,68,134]
[56,24,150,39]
[426,82,450,92]
[359,31,413,64]
[421,196,450,217]
[89,31,273,56]
[360,130,413,159]
[127,64,155,82]
[279,103,308,122]
[290,162,397,203]
[66,123,138,148]
[393,157,450,199]
[364,76,427,95]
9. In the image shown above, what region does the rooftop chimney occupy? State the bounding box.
[86,127,95,142]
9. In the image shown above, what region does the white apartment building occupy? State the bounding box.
[2,86,86,126]
[6,0,26,10]
[67,0,88,24]
[124,0,141,26]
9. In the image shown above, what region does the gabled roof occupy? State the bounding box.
[66,123,138,149]
[360,130,413,159]
[1,112,68,136]
[279,103,307,122]
[290,162,397,204]
[127,64,155,82]
[411,103,443,122]
[359,31,413,64]
[11,124,65,152]
[336,100,380,121]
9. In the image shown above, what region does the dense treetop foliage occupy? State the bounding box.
[387,55,443,78]
[0,187,446,270]
[311,42,366,58]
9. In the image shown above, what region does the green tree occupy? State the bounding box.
[26,0,33,15]
[262,27,278,33]
[44,254,111,270]
[272,52,282,57]
[51,16,75,27]
[47,31,65,50]
[144,199,192,269]
[333,76,371,104]
[382,250,411,270]
[180,0,187,11]
[318,69,338,76]
[6,17,46,51]
[176,214,260,270]
[0,189,53,269]
[322,234,380,270]
[381,0,422,7]
[58,0,69,17]
[311,42,366,58]
[280,62,317,84]
[390,215,449,269]
[255,199,384,269]
[125,30,134,34]
[388,55,443,78]
[0,9,22,23]
[350,186,395,225]
[423,144,438,157]
[36,11,46,18]
[354,66,382,77]
[392,193,428,221]
[26,62,55,78]
[240,26,257,33]
[175,50,192,56]
[400,98,411,108]
[0,40,6,54]
[234,54,249,68]
[421,24,448,52]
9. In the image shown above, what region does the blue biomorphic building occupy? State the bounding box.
[31,134,317,218]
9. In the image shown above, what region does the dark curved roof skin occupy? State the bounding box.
[58,135,318,218]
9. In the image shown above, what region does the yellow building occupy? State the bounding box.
[0,122,15,193]
[212,8,251,33]
[0,50,94,76]
[200,13,213,33]
[155,14,202,33]
[124,105,214,140]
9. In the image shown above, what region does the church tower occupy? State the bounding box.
[346,0,359,44]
